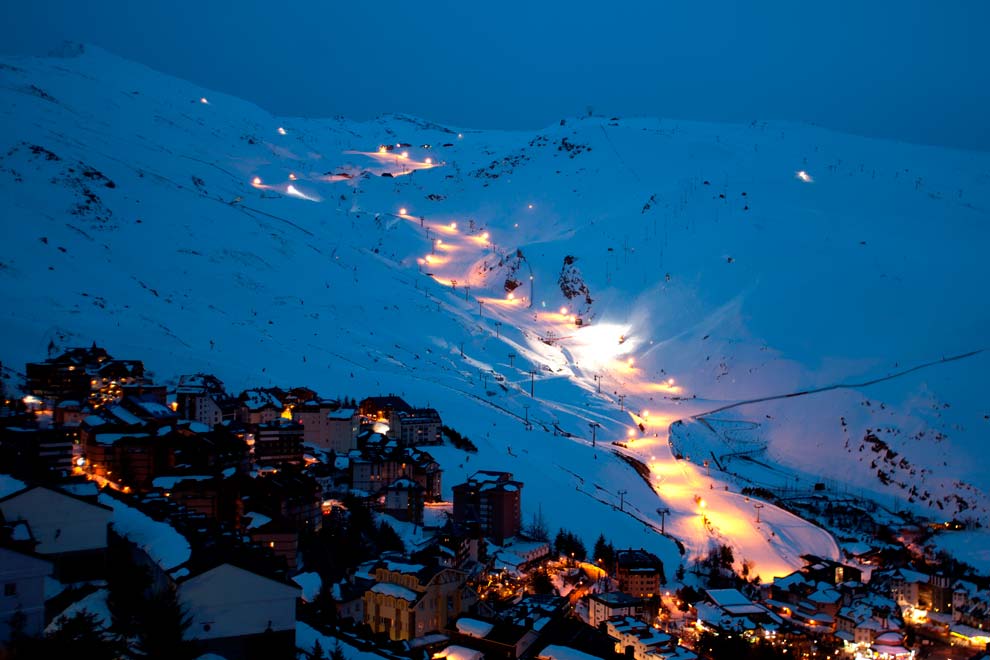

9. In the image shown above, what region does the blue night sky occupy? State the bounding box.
[3,1,989,150]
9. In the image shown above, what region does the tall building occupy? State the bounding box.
[615,549,665,598]
[452,471,522,545]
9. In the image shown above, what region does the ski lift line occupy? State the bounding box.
[691,349,983,419]
[598,124,644,185]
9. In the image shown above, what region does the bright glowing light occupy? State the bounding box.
[199,97,209,104]
[481,232,489,240]
[627,357,635,368]
[560,306,568,315]
[400,151,409,159]
[668,378,675,385]
[450,222,457,229]
[796,170,813,183]
[285,185,320,202]
[627,428,636,437]
[277,127,287,135]
[399,207,408,215]
[425,157,433,164]
[528,203,534,209]
[252,176,263,186]
[507,292,516,300]
[457,133,463,139]
[288,173,297,180]
[378,146,387,154]
[436,239,443,245]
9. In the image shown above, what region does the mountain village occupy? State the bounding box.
[1,345,988,660]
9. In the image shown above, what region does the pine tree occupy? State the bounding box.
[130,585,196,660]
[43,610,122,660]
[592,534,615,570]
[330,640,347,660]
[107,555,151,639]
[310,638,325,660]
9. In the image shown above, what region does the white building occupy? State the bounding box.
[179,563,300,660]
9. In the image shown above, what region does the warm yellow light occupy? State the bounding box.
[668,378,675,385]
[425,157,433,164]
[560,306,568,315]
[252,176,262,186]
[628,429,635,437]
[450,222,457,229]
[507,292,516,300]
[378,146,387,154]
[277,127,287,135]
[288,173,297,180]
[399,207,408,215]
[627,357,635,368]
[400,151,409,159]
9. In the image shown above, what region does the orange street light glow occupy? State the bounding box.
[399,207,408,215]
[400,151,409,159]
[252,176,262,187]
[378,146,387,154]
[425,157,433,164]
[449,221,457,229]
[560,306,568,315]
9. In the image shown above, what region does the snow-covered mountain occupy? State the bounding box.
[2,45,988,579]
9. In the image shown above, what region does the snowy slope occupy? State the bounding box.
[1,46,988,581]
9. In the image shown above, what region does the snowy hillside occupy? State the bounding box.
[1,46,988,580]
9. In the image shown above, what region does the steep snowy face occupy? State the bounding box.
[2,46,989,578]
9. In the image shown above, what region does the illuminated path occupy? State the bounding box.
[380,194,841,580]
[237,135,842,580]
